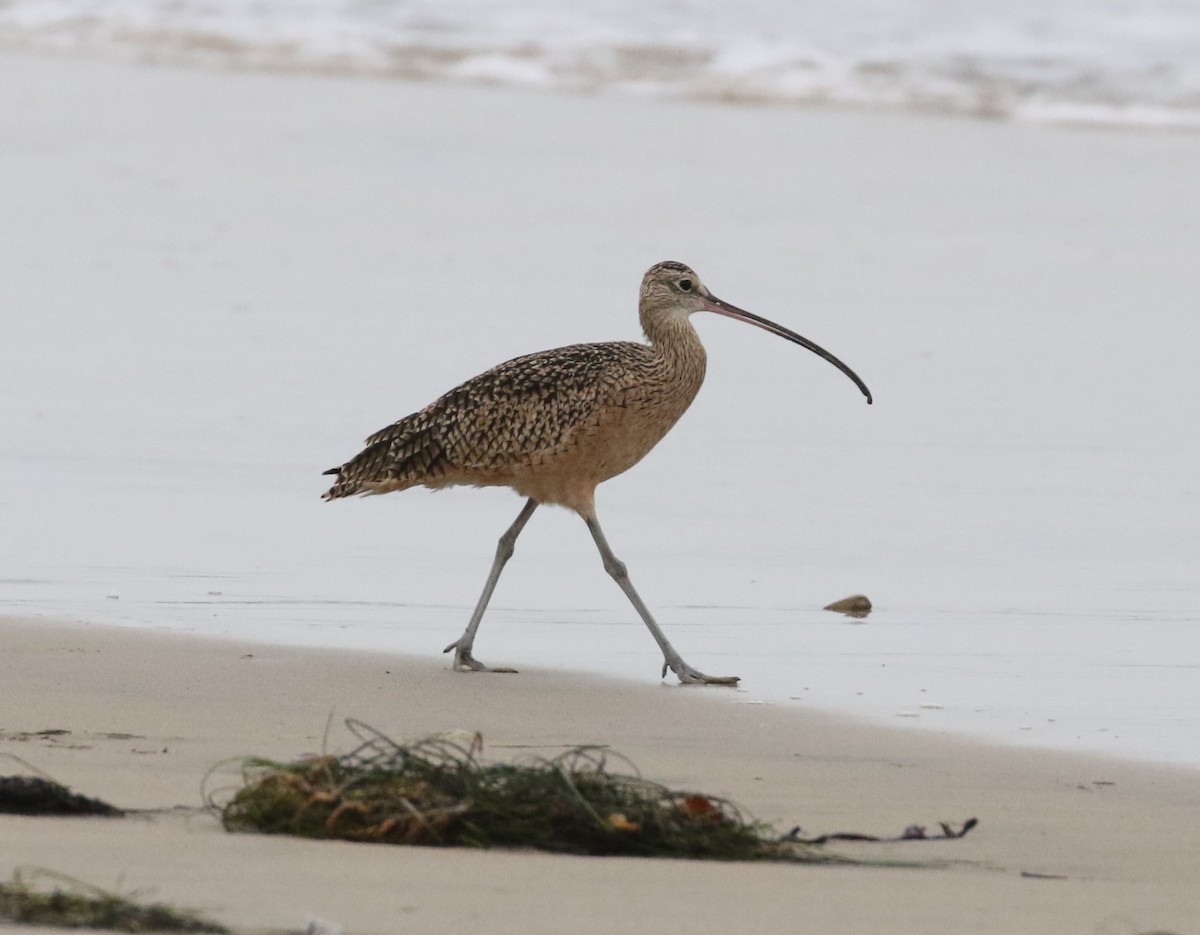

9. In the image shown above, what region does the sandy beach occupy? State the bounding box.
[2,48,1198,765]
[3,614,1199,934]
[2,43,1199,933]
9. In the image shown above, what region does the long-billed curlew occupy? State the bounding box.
[323,261,872,685]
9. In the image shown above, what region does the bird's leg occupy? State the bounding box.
[443,498,539,673]
[583,514,739,687]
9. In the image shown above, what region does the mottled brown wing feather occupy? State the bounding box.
[322,341,649,499]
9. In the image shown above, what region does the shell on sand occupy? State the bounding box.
[823,594,872,619]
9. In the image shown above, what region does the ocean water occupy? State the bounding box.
[3,0,1200,128]
[1,52,1198,769]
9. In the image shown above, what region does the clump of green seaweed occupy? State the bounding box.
[0,869,228,933]
[215,721,975,862]
[0,775,122,816]
[215,720,827,862]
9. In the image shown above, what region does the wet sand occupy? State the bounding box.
[2,615,1197,934]
[2,49,1198,766]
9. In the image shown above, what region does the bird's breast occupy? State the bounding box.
[523,349,706,489]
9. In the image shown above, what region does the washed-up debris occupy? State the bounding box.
[789,817,978,845]
[0,868,227,933]
[823,594,872,618]
[0,776,122,816]
[214,720,976,863]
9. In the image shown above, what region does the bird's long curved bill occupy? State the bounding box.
[704,295,873,404]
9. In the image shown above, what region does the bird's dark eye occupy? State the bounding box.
[679,279,693,291]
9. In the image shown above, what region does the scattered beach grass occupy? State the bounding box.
[214,720,836,862]
[0,868,228,933]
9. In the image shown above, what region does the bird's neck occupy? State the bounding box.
[644,314,708,383]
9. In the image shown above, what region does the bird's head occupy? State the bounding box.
[637,260,874,404]
[638,261,713,323]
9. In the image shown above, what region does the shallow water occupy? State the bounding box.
[1,57,1198,768]
[4,0,1200,127]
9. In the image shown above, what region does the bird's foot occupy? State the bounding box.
[662,657,739,687]
[443,639,518,674]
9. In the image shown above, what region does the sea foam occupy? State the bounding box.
[3,0,1200,128]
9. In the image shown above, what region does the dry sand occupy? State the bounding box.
[2,615,1197,934]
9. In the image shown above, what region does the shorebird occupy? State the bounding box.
[323,261,872,685]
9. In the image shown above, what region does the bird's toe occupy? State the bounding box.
[669,660,739,687]
[444,641,518,674]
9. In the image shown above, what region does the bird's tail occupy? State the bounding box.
[321,437,392,500]
[322,421,446,500]
[320,464,360,501]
